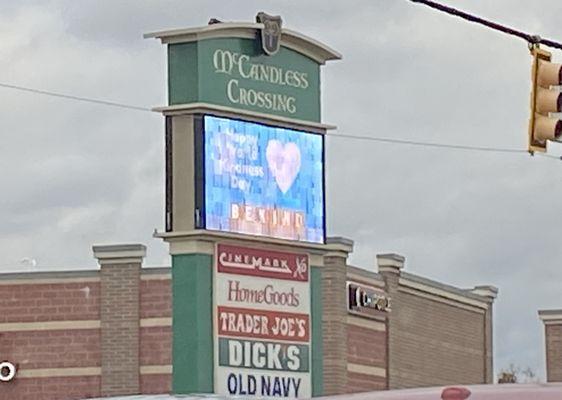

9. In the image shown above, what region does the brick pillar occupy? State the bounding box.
[538,310,562,382]
[470,285,498,383]
[377,253,405,390]
[93,244,145,397]
[322,237,353,395]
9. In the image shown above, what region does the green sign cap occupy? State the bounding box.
[145,17,341,124]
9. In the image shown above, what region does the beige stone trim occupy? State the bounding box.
[93,244,146,266]
[0,320,100,332]
[324,250,350,258]
[347,363,386,378]
[166,240,326,268]
[378,266,401,274]
[377,254,405,269]
[17,367,101,378]
[543,320,562,325]
[140,365,172,375]
[309,254,324,267]
[470,286,498,299]
[0,277,99,285]
[140,317,172,328]
[347,315,386,332]
[167,238,214,255]
[347,273,385,288]
[539,313,562,322]
[159,230,336,254]
[144,23,342,64]
[152,103,334,133]
[398,286,485,314]
[399,278,488,310]
[141,273,171,281]
[96,257,143,265]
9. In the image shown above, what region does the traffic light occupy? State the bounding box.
[528,47,562,153]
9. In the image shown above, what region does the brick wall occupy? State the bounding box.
[140,278,172,319]
[347,324,386,368]
[345,267,389,393]
[377,254,495,390]
[0,275,102,400]
[1,329,100,369]
[388,289,486,387]
[2,377,101,400]
[139,271,172,393]
[322,239,352,395]
[1,245,495,399]
[100,262,141,396]
[545,324,562,382]
[346,322,388,392]
[0,263,173,400]
[0,281,100,323]
[539,310,562,383]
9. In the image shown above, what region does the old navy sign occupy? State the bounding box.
[219,370,304,398]
[214,243,311,398]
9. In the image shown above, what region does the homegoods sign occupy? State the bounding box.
[214,243,311,398]
[168,37,321,122]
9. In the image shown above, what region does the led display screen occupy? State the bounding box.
[202,115,324,243]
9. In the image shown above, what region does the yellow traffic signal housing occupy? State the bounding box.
[528,47,562,153]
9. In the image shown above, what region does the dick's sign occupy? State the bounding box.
[214,243,311,398]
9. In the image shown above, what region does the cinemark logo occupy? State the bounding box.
[217,243,308,282]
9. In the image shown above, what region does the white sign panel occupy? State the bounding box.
[214,243,311,398]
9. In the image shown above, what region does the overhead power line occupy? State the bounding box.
[327,132,524,154]
[408,0,562,50]
[0,79,559,159]
[0,82,151,112]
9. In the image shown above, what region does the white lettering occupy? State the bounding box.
[213,48,309,114]
[229,340,243,367]
[226,79,239,103]
[0,362,16,382]
[287,345,301,371]
[253,342,266,368]
[267,343,282,370]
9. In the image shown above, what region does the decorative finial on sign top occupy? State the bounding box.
[256,12,282,56]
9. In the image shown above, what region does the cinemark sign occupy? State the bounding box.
[217,243,309,282]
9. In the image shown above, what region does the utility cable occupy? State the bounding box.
[0,79,559,158]
[327,132,525,154]
[408,0,562,50]
[0,82,152,112]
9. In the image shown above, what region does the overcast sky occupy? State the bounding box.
[1,0,561,381]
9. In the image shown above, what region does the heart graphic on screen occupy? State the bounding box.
[266,140,301,194]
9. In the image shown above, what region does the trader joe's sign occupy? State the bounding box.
[214,243,311,398]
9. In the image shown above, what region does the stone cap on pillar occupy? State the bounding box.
[377,253,405,275]
[325,236,354,257]
[470,285,499,302]
[93,244,147,265]
[538,309,562,325]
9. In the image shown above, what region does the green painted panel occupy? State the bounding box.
[311,266,323,396]
[172,253,213,394]
[168,42,199,105]
[168,37,321,122]
[218,337,310,372]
